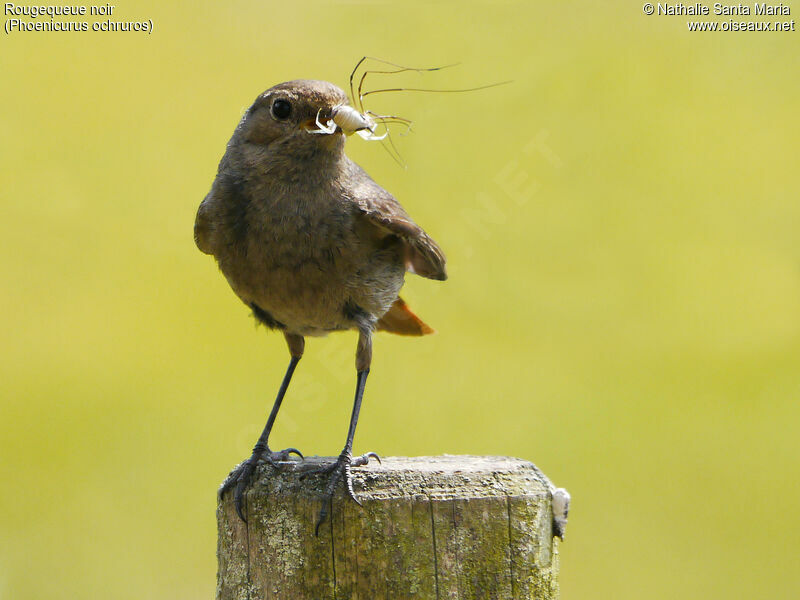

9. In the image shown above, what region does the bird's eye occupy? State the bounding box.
[270,99,291,121]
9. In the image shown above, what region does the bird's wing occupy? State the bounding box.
[347,164,447,281]
[194,194,216,256]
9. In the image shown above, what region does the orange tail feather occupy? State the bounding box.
[376,297,435,336]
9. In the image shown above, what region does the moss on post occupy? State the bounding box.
[217,455,563,599]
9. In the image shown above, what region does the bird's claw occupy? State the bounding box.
[219,447,304,522]
[264,447,304,468]
[351,451,381,467]
[312,451,381,535]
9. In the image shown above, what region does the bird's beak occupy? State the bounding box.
[304,107,343,136]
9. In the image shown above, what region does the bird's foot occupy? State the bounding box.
[308,451,381,535]
[219,446,303,522]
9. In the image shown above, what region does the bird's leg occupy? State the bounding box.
[313,328,381,535]
[220,333,305,522]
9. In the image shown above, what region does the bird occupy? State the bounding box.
[195,79,446,533]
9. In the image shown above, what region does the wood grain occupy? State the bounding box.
[217,455,561,600]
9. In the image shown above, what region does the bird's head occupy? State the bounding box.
[234,79,351,157]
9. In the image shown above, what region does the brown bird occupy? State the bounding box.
[195,79,446,532]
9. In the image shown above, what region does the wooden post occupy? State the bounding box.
[217,455,565,599]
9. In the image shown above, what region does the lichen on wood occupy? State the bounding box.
[217,455,562,600]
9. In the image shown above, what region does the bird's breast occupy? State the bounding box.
[214,187,403,335]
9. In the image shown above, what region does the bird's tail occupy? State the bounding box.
[376,297,435,336]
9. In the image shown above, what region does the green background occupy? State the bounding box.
[2,2,798,598]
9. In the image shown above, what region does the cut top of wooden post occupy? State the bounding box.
[217,455,564,600]
[336,454,553,497]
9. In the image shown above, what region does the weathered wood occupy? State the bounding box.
[217,455,563,599]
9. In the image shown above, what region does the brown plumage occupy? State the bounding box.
[196,79,446,532]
